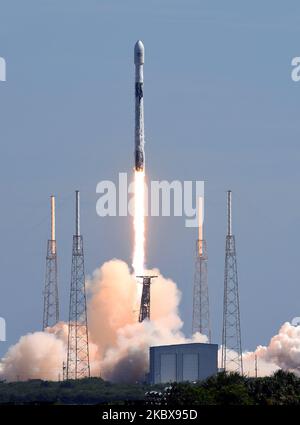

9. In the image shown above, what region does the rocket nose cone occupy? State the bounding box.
[134,40,144,65]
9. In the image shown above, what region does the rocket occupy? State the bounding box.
[134,40,145,171]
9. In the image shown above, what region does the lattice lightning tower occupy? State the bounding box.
[192,197,211,342]
[66,191,90,379]
[43,195,59,330]
[221,190,243,374]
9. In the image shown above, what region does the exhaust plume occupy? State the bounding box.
[223,322,300,377]
[0,331,65,381]
[245,322,300,377]
[0,260,206,382]
[132,171,145,278]
[2,260,300,382]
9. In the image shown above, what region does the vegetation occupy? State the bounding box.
[0,370,300,405]
[159,370,300,405]
[0,378,152,405]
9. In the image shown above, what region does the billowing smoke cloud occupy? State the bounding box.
[224,322,300,377]
[238,351,278,377]
[1,259,300,382]
[247,322,300,377]
[0,331,65,381]
[0,260,205,382]
[87,260,206,382]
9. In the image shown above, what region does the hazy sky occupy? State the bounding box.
[1,0,300,357]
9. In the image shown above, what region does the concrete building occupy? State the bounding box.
[149,343,218,384]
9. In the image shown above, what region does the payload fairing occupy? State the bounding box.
[134,40,145,171]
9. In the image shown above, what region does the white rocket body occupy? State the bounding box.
[134,40,145,171]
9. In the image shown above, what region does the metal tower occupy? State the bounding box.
[43,195,59,330]
[137,275,157,322]
[66,191,90,380]
[192,197,211,342]
[221,190,243,374]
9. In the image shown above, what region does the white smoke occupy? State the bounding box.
[222,322,300,377]
[248,322,300,376]
[0,331,65,381]
[1,259,300,382]
[87,260,207,382]
[232,350,279,377]
[0,259,206,382]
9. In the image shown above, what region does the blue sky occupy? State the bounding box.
[1,0,300,357]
